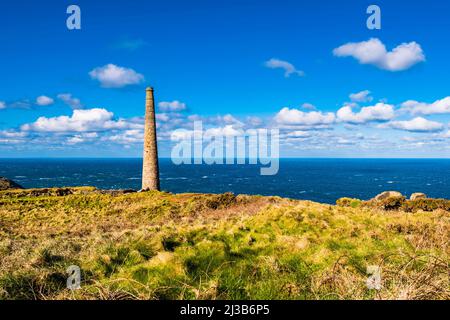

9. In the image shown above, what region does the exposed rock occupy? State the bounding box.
[0,177,23,191]
[373,191,403,201]
[410,193,427,200]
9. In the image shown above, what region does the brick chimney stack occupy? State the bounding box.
[142,87,160,191]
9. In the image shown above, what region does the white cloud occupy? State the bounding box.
[36,95,54,106]
[165,113,257,142]
[0,101,6,109]
[66,132,98,145]
[106,129,143,144]
[221,114,244,127]
[204,125,243,138]
[21,108,113,132]
[440,131,450,138]
[301,103,316,110]
[89,64,144,88]
[0,130,27,138]
[170,129,194,142]
[264,58,305,77]
[246,116,263,127]
[285,131,311,138]
[187,114,245,128]
[57,93,82,109]
[0,130,27,145]
[9,101,31,109]
[336,138,355,145]
[66,136,84,145]
[274,107,335,126]
[333,38,425,71]
[400,97,450,115]
[158,100,187,112]
[156,113,170,122]
[337,103,395,124]
[382,117,444,132]
[349,90,373,102]
[21,108,141,133]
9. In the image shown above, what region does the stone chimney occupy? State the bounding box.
[142,87,160,191]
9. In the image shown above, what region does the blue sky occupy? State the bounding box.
[1,0,450,157]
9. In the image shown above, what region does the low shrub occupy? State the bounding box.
[336,198,362,208]
[205,192,237,209]
[402,199,450,212]
[380,196,406,211]
[363,196,406,211]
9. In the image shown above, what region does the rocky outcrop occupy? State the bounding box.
[373,191,403,201]
[410,193,427,200]
[0,177,23,191]
[336,191,447,213]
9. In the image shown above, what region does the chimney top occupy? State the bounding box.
[146,87,154,92]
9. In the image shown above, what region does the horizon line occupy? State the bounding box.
[2,157,450,160]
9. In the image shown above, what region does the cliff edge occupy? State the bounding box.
[0,177,23,191]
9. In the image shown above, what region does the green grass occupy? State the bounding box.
[0,187,448,300]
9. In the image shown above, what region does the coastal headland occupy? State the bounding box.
[0,182,448,300]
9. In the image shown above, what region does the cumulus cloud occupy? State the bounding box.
[21,108,112,132]
[264,58,305,77]
[158,101,187,112]
[274,107,335,127]
[400,97,450,115]
[337,103,394,124]
[36,95,54,106]
[0,101,5,109]
[89,64,144,88]
[57,93,82,109]
[333,38,425,71]
[349,90,373,102]
[382,117,444,132]
[21,108,141,133]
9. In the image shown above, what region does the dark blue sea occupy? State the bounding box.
[1,158,450,204]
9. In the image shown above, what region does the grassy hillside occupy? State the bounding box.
[0,188,448,300]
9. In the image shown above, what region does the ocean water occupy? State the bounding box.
[1,158,450,204]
